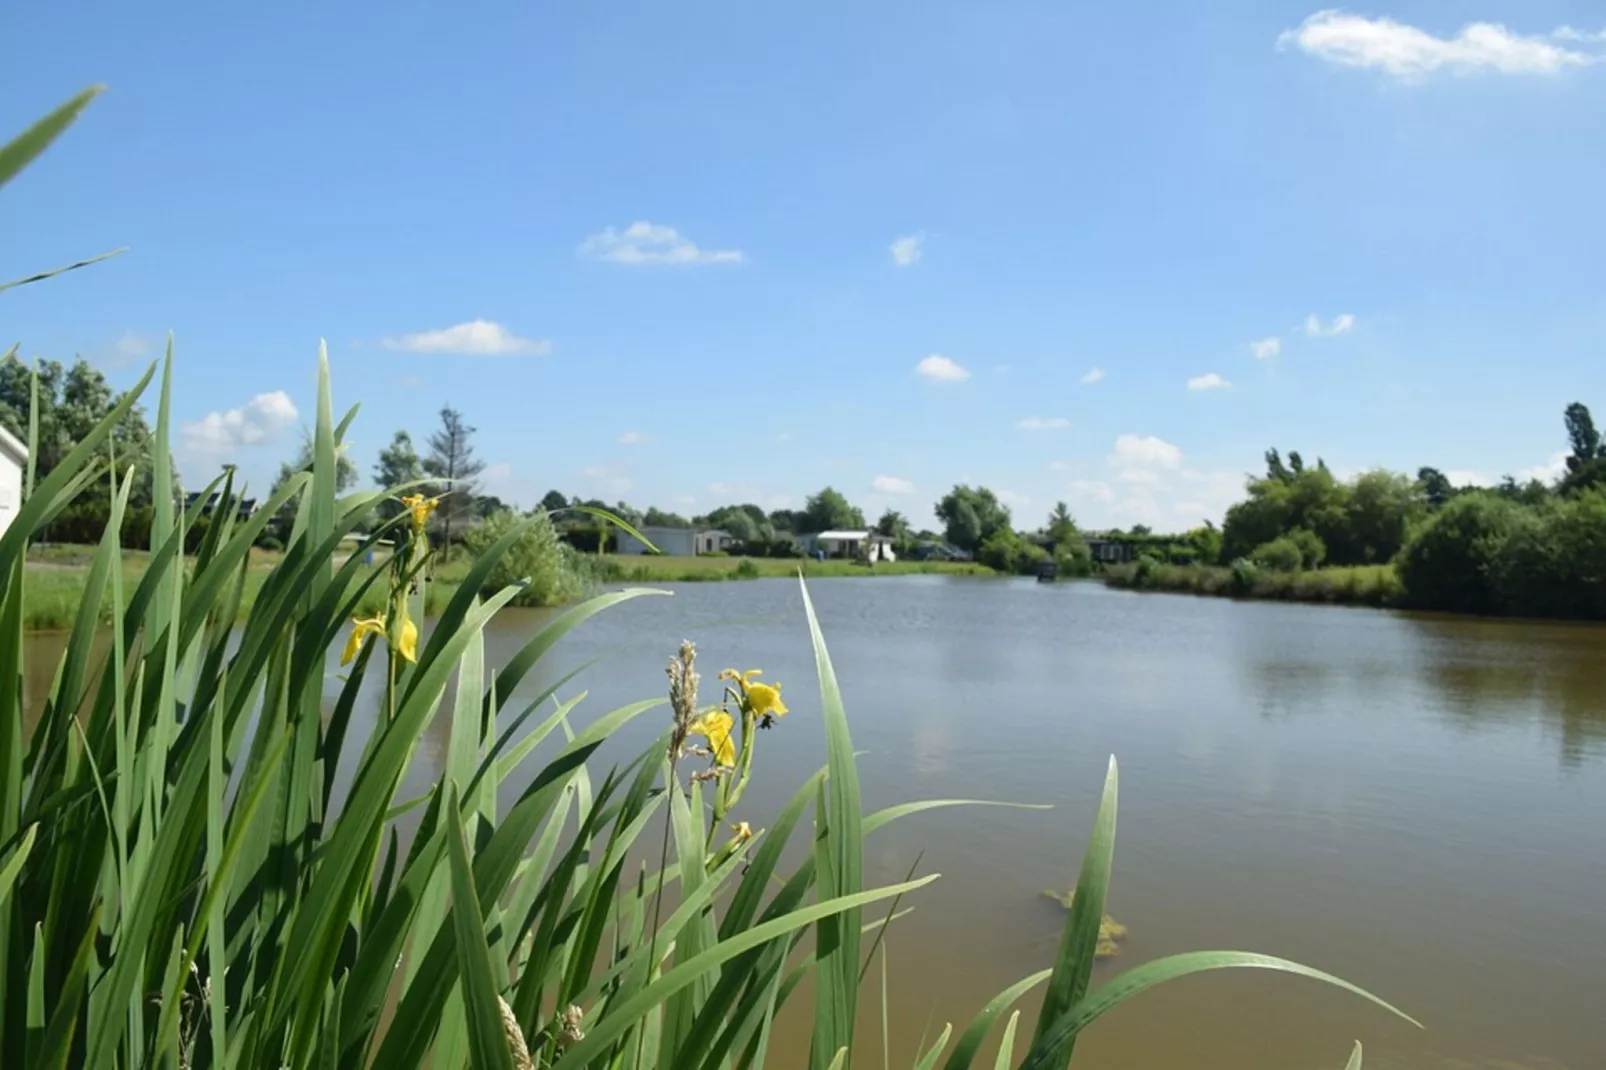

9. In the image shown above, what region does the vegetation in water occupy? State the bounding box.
[0,86,1415,1069]
[1041,891,1128,959]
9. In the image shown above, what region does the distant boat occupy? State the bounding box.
[1036,559,1057,582]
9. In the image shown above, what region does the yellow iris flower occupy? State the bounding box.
[400,493,440,531]
[689,710,736,766]
[730,821,753,844]
[744,681,787,721]
[341,616,386,665]
[341,613,419,665]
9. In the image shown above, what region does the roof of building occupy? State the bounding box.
[813,529,869,540]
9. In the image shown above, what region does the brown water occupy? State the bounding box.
[28,576,1606,1068]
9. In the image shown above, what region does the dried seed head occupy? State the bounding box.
[667,640,700,756]
[558,1004,586,1047]
[498,995,534,1070]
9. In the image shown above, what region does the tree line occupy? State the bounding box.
[1203,400,1606,618]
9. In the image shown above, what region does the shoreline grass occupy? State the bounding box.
[1103,561,1403,608]
[594,552,995,583]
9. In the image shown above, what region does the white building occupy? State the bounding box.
[616,526,733,556]
[801,530,897,562]
[0,426,25,537]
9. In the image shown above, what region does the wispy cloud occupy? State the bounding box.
[1081,367,1105,385]
[1112,433,1183,472]
[1249,337,1281,360]
[1301,313,1355,338]
[916,354,970,382]
[580,464,633,494]
[1187,372,1231,391]
[889,233,924,266]
[996,489,1031,508]
[1277,11,1603,80]
[872,474,915,495]
[383,320,551,355]
[181,391,298,454]
[619,430,648,446]
[579,221,743,266]
[1018,416,1071,431]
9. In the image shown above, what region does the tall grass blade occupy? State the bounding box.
[1019,952,1419,1070]
[993,1011,1021,1070]
[939,969,1052,1070]
[0,85,103,190]
[1029,756,1118,1070]
[799,575,865,1070]
[446,785,517,1070]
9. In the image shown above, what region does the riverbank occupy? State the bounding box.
[1102,561,1403,608]
[595,553,994,583]
[16,547,988,630]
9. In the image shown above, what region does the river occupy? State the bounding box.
[28,575,1606,1068]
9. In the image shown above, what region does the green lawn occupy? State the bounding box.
[597,553,993,583]
[20,545,469,631]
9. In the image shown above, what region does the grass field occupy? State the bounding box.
[594,552,994,583]
[21,545,468,631]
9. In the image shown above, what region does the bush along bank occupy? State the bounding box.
[1103,559,1404,608]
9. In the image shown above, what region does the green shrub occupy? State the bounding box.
[733,556,761,579]
[1229,557,1259,594]
[462,507,593,606]
[1396,493,1529,614]
[1250,536,1304,573]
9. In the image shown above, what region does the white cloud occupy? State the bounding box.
[578,221,743,266]
[619,430,648,445]
[1278,11,1602,80]
[1111,434,1183,471]
[707,481,757,498]
[1444,469,1494,488]
[181,391,298,454]
[1018,416,1071,431]
[996,489,1031,508]
[1301,313,1355,338]
[890,233,924,266]
[1249,337,1281,360]
[1187,372,1232,391]
[383,319,551,356]
[1081,367,1105,385]
[1523,450,1570,484]
[116,329,150,359]
[872,474,915,495]
[916,354,970,382]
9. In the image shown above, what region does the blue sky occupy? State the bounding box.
[3,3,1604,532]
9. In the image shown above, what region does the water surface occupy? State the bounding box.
[32,575,1606,1068]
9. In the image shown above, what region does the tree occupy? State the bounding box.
[703,504,761,544]
[422,406,485,551]
[274,429,359,496]
[1343,470,1421,564]
[800,487,864,533]
[642,506,690,528]
[1417,467,1454,510]
[935,485,1011,553]
[1045,502,1078,548]
[0,354,169,509]
[767,508,801,533]
[540,489,570,515]
[373,430,424,519]
[875,509,912,550]
[1564,402,1602,473]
